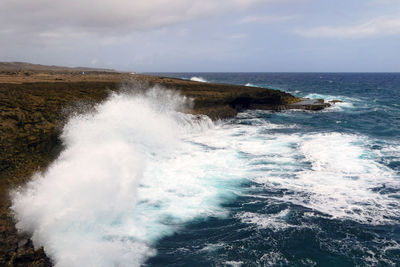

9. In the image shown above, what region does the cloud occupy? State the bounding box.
[294,16,400,38]
[238,14,298,24]
[368,0,400,5]
[223,33,247,39]
[0,0,275,36]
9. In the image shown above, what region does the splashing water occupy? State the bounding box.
[190,76,208,83]
[11,87,245,267]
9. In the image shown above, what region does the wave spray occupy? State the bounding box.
[10,86,244,266]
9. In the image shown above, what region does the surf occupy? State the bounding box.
[10,86,245,267]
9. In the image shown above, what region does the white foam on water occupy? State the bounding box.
[296,133,399,223]
[245,83,260,87]
[259,251,289,266]
[224,260,244,267]
[304,93,357,111]
[237,209,292,231]
[11,87,246,267]
[285,89,302,96]
[249,132,400,225]
[199,242,226,253]
[235,111,298,129]
[380,142,400,157]
[200,110,400,227]
[190,76,208,83]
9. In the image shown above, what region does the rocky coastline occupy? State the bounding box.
[0,65,331,266]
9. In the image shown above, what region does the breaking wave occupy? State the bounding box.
[245,83,256,87]
[10,87,245,267]
[190,76,208,83]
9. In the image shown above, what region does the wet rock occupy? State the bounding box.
[287,98,331,111]
[329,99,344,104]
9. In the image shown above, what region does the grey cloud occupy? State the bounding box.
[0,0,274,35]
[294,16,400,38]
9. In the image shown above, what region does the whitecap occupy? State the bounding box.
[245,83,259,87]
[190,76,208,83]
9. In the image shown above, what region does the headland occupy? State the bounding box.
[0,62,331,266]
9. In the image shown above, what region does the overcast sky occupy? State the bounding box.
[1,0,400,72]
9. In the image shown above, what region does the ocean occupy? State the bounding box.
[11,73,400,266]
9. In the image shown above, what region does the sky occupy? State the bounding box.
[1,0,400,72]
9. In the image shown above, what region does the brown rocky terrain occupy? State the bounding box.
[0,64,329,266]
[0,62,115,73]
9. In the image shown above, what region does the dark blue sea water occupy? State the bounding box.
[144,73,400,266]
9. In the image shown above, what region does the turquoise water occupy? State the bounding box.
[146,73,400,266]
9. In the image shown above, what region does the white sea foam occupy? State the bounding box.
[237,209,292,230]
[224,260,244,267]
[245,83,256,87]
[202,110,400,226]
[11,87,246,267]
[295,133,399,223]
[304,93,357,110]
[199,242,226,252]
[259,251,289,266]
[247,132,400,225]
[190,76,208,83]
